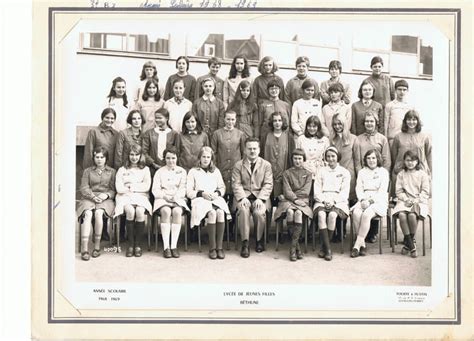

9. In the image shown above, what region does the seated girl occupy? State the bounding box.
[187,147,231,260]
[77,147,116,260]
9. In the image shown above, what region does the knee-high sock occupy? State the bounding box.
[93,234,101,250]
[216,221,225,250]
[292,223,302,248]
[126,220,135,247]
[134,221,145,248]
[161,223,171,250]
[207,223,216,250]
[171,223,181,249]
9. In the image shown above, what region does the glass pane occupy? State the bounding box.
[353,31,391,51]
[420,42,433,76]
[299,45,338,67]
[352,50,390,71]
[390,53,418,76]
[262,40,296,66]
[104,34,124,50]
[392,35,418,54]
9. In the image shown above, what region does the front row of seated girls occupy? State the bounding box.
[78,141,430,261]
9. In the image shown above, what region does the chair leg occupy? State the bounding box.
[429,215,432,249]
[115,216,120,252]
[147,216,151,252]
[225,214,230,251]
[378,219,382,254]
[311,218,316,252]
[304,217,308,254]
[107,217,113,247]
[184,213,188,252]
[422,219,426,256]
[275,219,280,251]
[234,212,238,251]
[340,219,345,254]
[349,214,353,252]
[154,215,158,252]
[198,223,202,253]
[391,215,396,253]
[265,210,270,248]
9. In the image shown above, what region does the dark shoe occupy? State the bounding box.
[240,241,250,258]
[401,245,410,255]
[296,246,303,260]
[217,249,225,259]
[101,230,110,241]
[359,246,367,256]
[163,248,172,258]
[324,249,333,261]
[134,246,142,257]
[91,249,100,258]
[289,247,297,262]
[255,240,264,253]
[318,248,326,258]
[81,251,90,261]
[126,247,134,257]
[350,248,360,258]
[171,248,180,258]
[209,249,217,260]
[367,235,377,243]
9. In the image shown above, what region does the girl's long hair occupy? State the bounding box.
[195,146,216,172]
[229,55,250,79]
[229,79,255,109]
[142,78,161,102]
[330,113,350,146]
[107,77,128,108]
[124,144,146,169]
[181,111,203,134]
[139,61,158,81]
[304,115,325,139]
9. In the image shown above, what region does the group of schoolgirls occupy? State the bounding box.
[77,54,431,262]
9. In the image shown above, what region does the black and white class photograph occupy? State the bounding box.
[49,9,453,317]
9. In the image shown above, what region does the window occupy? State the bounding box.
[188,33,260,61]
[81,32,170,56]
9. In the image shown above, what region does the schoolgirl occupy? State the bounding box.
[83,108,118,170]
[163,78,193,133]
[176,112,210,171]
[106,76,130,132]
[142,108,179,174]
[227,79,259,139]
[285,56,320,106]
[77,147,116,260]
[295,115,330,180]
[320,82,352,137]
[391,150,431,258]
[152,147,189,258]
[114,144,152,257]
[273,149,313,261]
[186,147,231,259]
[384,80,415,146]
[163,56,197,102]
[134,61,164,105]
[351,79,383,136]
[350,149,389,258]
[192,77,226,137]
[319,60,352,107]
[114,110,144,170]
[291,78,323,139]
[134,78,165,132]
[363,56,395,111]
[313,146,351,261]
[223,55,252,107]
[252,56,286,105]
[195,57,225,101]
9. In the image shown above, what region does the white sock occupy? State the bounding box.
[170,223,181,249]
[354,236,365,250]
[161,223,171,250]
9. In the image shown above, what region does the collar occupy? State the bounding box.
[155,127,170,133]
[364,130,377,137]
[244,157,260,167]
[223,127,234,131]
[188,130,198,135]
[296,74,307,80]
[363,99,372,106]
[99,122,113,132]
[202,94,216,102]
[174,97,184,105]
[330,76,340,82]
[93,166,110,173]
[330,100,342,106]
[327,164,339,172]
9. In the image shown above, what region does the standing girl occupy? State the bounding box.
[320,83,352,137]
[223,55,252,107]
[363,56,395,112]
[252,56,286,105]
[163,79,193,133]
[114,110,144,170]
[296,115,330,180]
[351,79,383,136]
[114,145,152,257]
[77,147,116,260]
[192,77,226,137]
[227,79,258,139]
[176,112,210,171]
[134,61,164,105]
[291,78,323,140]
[163,56,197,103]
[142,108,179,174]
[83,108,118,170]
[285,56,320,106]
[313,147,351,261]
[187,147,231,259]
[152,147,188,258]
[106,76,130,132]
[320,60,352,107]
[391,150,431,258]
[350,149,389,257]
[134,78,165,132]
[273,149,313,261]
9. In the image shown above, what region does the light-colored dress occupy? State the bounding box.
[291,98,322,137]
[392,169,430,218]
[313,164,350,216]
[351,167,389,216]
[296,135,330,179]
[186,167,231,227]
[164,97,193,133]
[152,165,189,212]
[114,166,152,217]
[106,97,130,132]
[321,100,352,137]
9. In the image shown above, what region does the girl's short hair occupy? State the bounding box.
[155,107,170,122]
[207,57,221,67]
[229,55,250,78]
[140,61,158,81]
[107,76,128,107]
[330,113,351,146]
[267,111,289,131]
[295,56,310,68]
[196,146,217,172]
[401,110,422,133]
[328,60,342,72]
[395,79,409,89]
[201,77,216,94]
[181,111,203,134]
[301,78,316,90]
[92,146,109,164]
[163,146,179,160]
[175,56,190,71]
[124,144,146,169]
[266,79,281,90]
[402,150,422,171]
[304,115,325,139]
[324,146,341,162]
[142,78,161,102]
[291,148,306,161]
[364,111,380,127]
[370,56,384,67]
[126,109,145,126]
[328,82,344,94]
[363,149,383,168]
[257,56,278,75]
[358,79,376,100]
[172,78,185,88]
[101,107,116,120]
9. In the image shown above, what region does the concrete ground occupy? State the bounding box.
[76,227,431,286]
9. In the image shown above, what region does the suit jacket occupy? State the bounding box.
[232,157,273,202]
